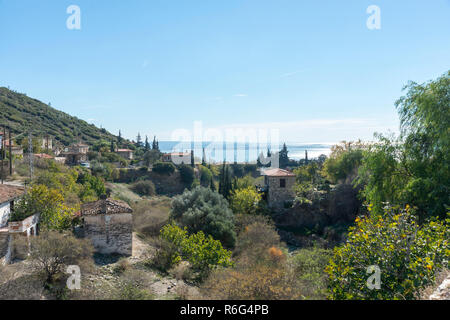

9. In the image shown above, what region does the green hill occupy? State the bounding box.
[0,87,117,146]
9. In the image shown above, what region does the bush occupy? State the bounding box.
[291,247,331,299]
[156,224,233,279]
[152,161,175,175]
[230,187,262,215]
[325,206,449,300]
[178,164,195,187]
[130,180,156,196]
[199,165,213,187]
[171,186,236,247]
[29,231,94,283]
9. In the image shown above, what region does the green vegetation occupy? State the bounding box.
[170,186,236,248]
[326,206,449,300]
[358,72,449,219]
[152,161,176,175]
[229,186,263,215]
[157,223,233,280]
[0,87,117,146]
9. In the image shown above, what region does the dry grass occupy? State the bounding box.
[132,197,172,238]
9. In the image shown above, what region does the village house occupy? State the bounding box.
[34,153,54,160]
[0,133,23,157]
[80,196,133,256]
[0,184,27,265]
[63,143,89,165]
[162,152,190,164]
[116,148,134,160]
[261,168,296,208]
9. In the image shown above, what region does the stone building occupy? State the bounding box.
[262,168,296,208]
[63,143,89,165]
[116,148,134,160]
[81,197,133,256]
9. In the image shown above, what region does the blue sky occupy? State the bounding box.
[0,0,449,143]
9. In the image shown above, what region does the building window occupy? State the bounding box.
[280,179,286,188]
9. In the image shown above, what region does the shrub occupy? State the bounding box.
[152,161,175,175]
[229,187,262,215]
[325,206,450,300]
[291,247,332,299]
[170,186,236,247]
[199,165,213,187]
[130,180,156,196]
[157,224,233,279]
[178,164,195,187]
[29,231,94,283]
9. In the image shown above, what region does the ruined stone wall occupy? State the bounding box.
[267,176,296,207]
[84,213,132,256]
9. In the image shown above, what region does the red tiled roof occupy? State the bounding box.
[261,168,295,177]
[164,152,190,156]
[34,153,54,159]
[0,184,25,204]
[81,198,133,216]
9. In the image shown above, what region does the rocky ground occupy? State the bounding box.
[0,232,199,300]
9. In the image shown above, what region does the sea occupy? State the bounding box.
[157,141,332,164]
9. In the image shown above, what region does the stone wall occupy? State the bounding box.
[84,213,132,256]
[266,176,296,207]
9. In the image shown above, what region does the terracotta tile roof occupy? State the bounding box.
[34,153,54,159]
[164,152,190,156]
[261,168,296,177]
[81,198,133,216]
[0,184,25,204]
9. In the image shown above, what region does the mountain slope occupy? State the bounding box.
[0,87,117,146]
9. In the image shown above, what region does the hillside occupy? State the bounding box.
[0,87,117,146]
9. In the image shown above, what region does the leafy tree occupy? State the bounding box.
[179,164,195,188]
[143,149,161,167]
[12,185,76,231]
[358,72,450,219]
[325,206,449,300]
[230,186,262,215]
[199,165,213,187]
[322,141,364,184]
[170,186,236,247]
[160,223,233,279]
[152,161,175,175]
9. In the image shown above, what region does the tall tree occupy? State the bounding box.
[118,130,122,145]
[279,143,289,168]
[144,135,150,151]
[136,133,142,148]
[358,71,450,220]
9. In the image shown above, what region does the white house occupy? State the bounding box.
[0,184,25,229]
